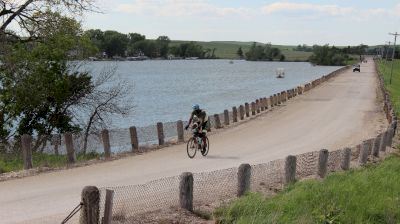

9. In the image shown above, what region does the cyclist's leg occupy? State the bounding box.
[201,121,209,149]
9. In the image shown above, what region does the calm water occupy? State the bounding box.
[83,60,341,128]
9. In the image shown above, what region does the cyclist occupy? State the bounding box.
[185,104,209,151]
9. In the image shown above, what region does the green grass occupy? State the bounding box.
[214,155,400,224]
[377,59,400,117]
[0,151,100,174]
[170,40,311,61]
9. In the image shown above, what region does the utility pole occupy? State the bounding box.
[389,32,399,84]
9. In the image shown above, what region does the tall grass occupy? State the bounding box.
[214,155,400,224]
[377,59,400,116]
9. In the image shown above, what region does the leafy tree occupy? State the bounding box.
[84,29,105,53]
[103,31,129,57]
[237,47,244,58]
[156,36,171,58]
[0,12,94,151]
[245,42,283,61]
[309,45,347,66]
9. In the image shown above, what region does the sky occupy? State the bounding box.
[82,0,400,46]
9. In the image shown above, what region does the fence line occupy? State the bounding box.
[71,63,400,224]
[15,66,351,170]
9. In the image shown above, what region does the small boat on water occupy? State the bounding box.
[276,68,285,78]
[229,60,234,64]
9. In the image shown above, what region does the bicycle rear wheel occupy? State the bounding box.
[187,137,197,158]
[201,137,210,156]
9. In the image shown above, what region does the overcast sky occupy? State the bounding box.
[83,0,400,46]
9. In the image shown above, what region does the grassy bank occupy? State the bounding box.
[170,41,312,61]
[0,152,100,174]
[377,59,400,116]
[214,155,400,224]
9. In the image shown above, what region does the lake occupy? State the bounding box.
[83,59,341,129]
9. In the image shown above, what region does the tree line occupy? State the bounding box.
[84,29,217,59]
[240,43,286,61]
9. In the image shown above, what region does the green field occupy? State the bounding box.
[214,155,400,224]
[377,59,400,116]
[170,40,312,61]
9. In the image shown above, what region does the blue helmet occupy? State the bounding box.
[192,104,200,110]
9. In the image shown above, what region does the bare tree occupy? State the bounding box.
[0,0,95,41]
[73,64,134,154]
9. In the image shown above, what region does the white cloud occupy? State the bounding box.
[115,0,251,17]
[261,2,354,16]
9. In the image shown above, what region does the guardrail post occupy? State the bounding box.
[318,149,329,178]
[157,122,164,145]
[359,141,369,165]
[101,129,111,159]
[129,126,139,152]
[80,186,100,224]
[214,114,222,129]
[274,94,278,106]
[245,103,250,117]
[177,120,185,143]
[179,172,193,211]
[277,93,281,104]
[264,97,269,109]
[21,134,33,169]
[270,96,274,107]
[237,163,251,197]
[224,110,230,126]
[256,99,260,113]
[341,148,351,170]
[64,132,76,164]
[284,155,297,184]
[251,102,256,115]
[239,105,245,120]
[232,107,238,123]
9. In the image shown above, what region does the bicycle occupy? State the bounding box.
[186,124,209,158]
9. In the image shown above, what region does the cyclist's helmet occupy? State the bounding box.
[192,104,200,110]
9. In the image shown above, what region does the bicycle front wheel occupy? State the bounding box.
[201,137,210,156]
[187,137,197,158]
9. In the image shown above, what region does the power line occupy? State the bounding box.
[389,32,399,84]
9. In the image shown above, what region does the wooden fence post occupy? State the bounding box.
[224,110,230,126]
[157,122,164,145]
[21,134,33,169]
[129,126,139,152]
[251,102,256,115]
[341,148,351,170]
[245,103,250,117]
[103,189,114,224]
[232,107,238,123]
[379,131,388,152]
[270,96,274,107]
[237,164,251,197]
[256,99,260,113]
[64,132,76,164]
[318,149,329,178]
[101,129,111,159]
[214,114,222,129]
[372,136,381,157]
[239,105,245,120]
[177,120,184,142]
[80,186,100,224]
[284,155,297,184]
[179,172,193,211]
[264,97,269,109]
[359,141,369,165]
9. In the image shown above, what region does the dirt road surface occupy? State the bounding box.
[0,61,386,223]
